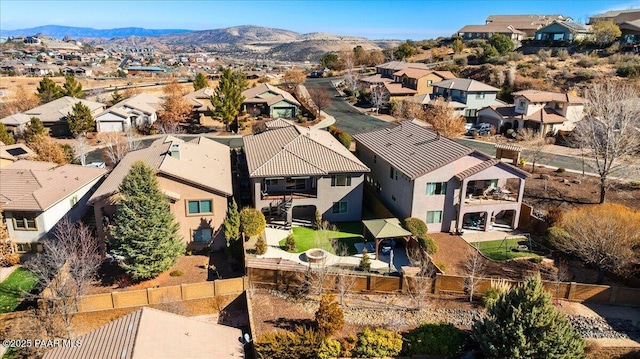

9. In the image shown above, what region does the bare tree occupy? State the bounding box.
[464,246,486,302]
[574,82,640,203]
[308,87,332,116]
[25,217,101,338]
[283,69,307,85]
[370,85,388,114]
[518,128,553,174]
[423,97,466,137]
[404,248,435,310]
[101,130,141,166]
[343,56,360,97]
[333,243,357,305]
[392,99,423,120]
[74,134,89,166]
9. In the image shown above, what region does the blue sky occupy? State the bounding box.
[1,0,639,39]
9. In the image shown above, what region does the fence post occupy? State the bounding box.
[180,284,185,301]
[433,273,442,295]
[367,275,372,291]
[609,286,619,304]
[567,282,577,301]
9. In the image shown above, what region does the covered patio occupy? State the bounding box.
[362,218,412,260]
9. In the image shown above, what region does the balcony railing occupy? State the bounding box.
[261,190,318,200]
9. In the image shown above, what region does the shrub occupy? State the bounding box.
[517,62,533,69]
[554,48,570,60]
[315,292,344,337]
[284,234,296,251]
[337,132,352,149]
[529,256,543,263]
[255,327,323,359]
[577,57,597,68]
[404,217,428,237]
[1,253,20,267]
[169,270,183,277]
[546,206,564,226]
[255,236,267,255]
[555,167,566,173]
[402,322,466,357]
[616,63,640,78]
[318,338,341,359]
[356,327,403,358]
[359,249,371,272]
[454,56,468,66]
[573,69,594,82]
[240,207,266,238]
[507,52,524,61]
[435,261,447,271]
[338,334,358,358]
[537,49,552,62]
[529,66,547,79]
[418,235,438,255]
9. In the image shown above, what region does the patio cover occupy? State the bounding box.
[362,218,412,260]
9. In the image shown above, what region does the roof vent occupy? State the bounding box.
[169,143,181,160]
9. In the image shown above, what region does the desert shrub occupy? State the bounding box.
[402,322,466,357]
[555,167,566,173]
[338,334,358,358]
[546,206,564,226]
[359,249,371,272]
[631,181,640,188]
[537,49,552,62]
[507,52,524,61]
[418,235,438,255]
[573,69,594,81]
[315,292,344,337]
[454,56,468,66]
[255,236,267,255]
[337,132,352,149]
[255,327,324,359]
[284,234,296,251]
[616,63,640,78]
[576,57,597,68]
[466,39,487,48]
[605,43,620,55]
[488,56,509,65]
[554,48,570,60]
[546,61,558,70]
[169,270,183,277]
[435,261,447,271]
[356,327,403,358]
[516,62,533,70]
[545,226,571,243]
[404,217,428,237]
[318,338,341,359]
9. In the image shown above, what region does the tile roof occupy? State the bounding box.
[353,120,473,180]
[243,120,369,178]
[242,83,300,107]
[111,93,162,116]
[485,14,568,29]
[0,161,106,211]
[525,108,567,124]
[383,83,418,95]
[183,87,216,111]
[360,74,394,84]
[43,307,243,359]
[0,143,35,161]
[484,105,521,118]
[0,113,31,126]
[454,157,530,181]
[620,19,640,31]
[393,67,436,79]
[23,96,106,124]
[376,61,430,71]
[89,135,232,203]
[457,24,526,34]
[513,89,584,104]
[432,78,499,92]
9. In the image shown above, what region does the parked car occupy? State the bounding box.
[466,123,491,136]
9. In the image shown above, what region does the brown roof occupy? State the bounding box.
[0,161,106,211]
[23,96,106,124]
[455,156,530,181]
[183,87,216,111]
[383,83,418,95]
[43,307,243,359]
[241,83,300,107]
[457,24,526,34]
[353,120,473,180]
[243,121,369,178]
[360,74,394,84]
[513,90,584,104]
[484,105,520,118]
[485,14,568,29]
[495,143,523,152]
[89,135,232,204]
[620,19,640,31]
[525,108,567,124]
[376,61,430,71]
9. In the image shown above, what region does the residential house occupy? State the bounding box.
[456,24,526,42]
[392,68,455,95]
[0,160,106,253]
[241,83,300,119]
[431,78,503,119]
[353,120,530,233]
[43,307,243,359]
[88,136,232,250]
[589,9,640,25]
[0,113,32,135]
[620,19,640,47]
[19,96,106,137]
[182,87,216,127]
[485,14,571,37]
[0,142,36,167]
[60,66,93,77]
[95,93,162,132]
[478,89,585,134]
[534,21,593,42]
[243,120,369,225]
[376,61,430,79]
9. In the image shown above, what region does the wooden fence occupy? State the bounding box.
[246,261,640,307]
[74,277,248,313]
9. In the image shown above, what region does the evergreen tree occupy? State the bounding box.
[488,34,515,55]
[24,117,47,143]
[111,161,185,281]
[193,72,209,91]
[36,76,63,104]
[255,236,267,255]
[315,292,344,337]
[62,75,85,98]
[211,68,247,132]
[239,207,266,238]
[222,198,240,246]
[359,249,371,272]
[471,274,585,359]
[0,123,15,145]
[66,102,94,137]
[110,87,124,105]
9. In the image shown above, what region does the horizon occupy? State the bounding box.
[1,0,639,40]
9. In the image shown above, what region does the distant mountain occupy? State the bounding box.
[0,25,192,39]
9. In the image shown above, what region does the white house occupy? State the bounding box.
[95,93,162,132]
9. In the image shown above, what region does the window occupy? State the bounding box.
[16,243,32,253]
[193,228,212,242]
[12,212,37,230]
[331,175,351,187]
[187,200,212,214]
[517,100,526,110]
[475,92,485,99]
[285,178,306,190]
[265,178,279,187]
[332,201,348,214]
[465,109,478,118]
[427,80,433,86]
[390,166,398,180]
[426,182,447,195]
[426,211,443,224]
[70,195,78,207]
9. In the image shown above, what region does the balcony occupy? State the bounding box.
[261,190,318,200]
[463,188,518,206]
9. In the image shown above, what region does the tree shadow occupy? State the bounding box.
[263,317,316,332]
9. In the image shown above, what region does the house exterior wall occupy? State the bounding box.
[96,112,128,132]
[561,104,585,130]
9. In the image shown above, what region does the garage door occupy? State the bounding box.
[272,107,293,118]
[99,121,123,132]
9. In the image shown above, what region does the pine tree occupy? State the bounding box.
[110,87,124,105]
[471,274,585,359]
[193,72,209,91]
[211,68,247,132]
[255,236,267,255]
[359,249,371,272]
[0,123,15,145]
[66,102,94,137]
[315,292,344,337]
[62,75,85,98]
[111,161,185,281]
[24,117,47,143]
[223,198,240,246]
[36,76,63,104]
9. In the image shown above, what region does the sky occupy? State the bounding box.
[1,0,639,39]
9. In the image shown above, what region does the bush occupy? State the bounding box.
[284,234,296,251]
[576,57,597,68]
[402,322,466,357]
[315,292,344,337]
[554,48,570,60]
[318,338,341,359]
[359,249,371,272]
[616,63,640,78]
[507,52,524,61]
[169,270,184,277]
[454,56,468,66]
[338,334,358,358]
[255,327,324,359]
[555,167,566,173]
[418,235,438,254]
[435,261,447,271]
[546,206,563,226]
[356,328,403,358]
[255,236,267,255]
[1,253,20,267]
[573,69,594,82]
[240,208,266,237]
[403,217,428,237]
[529,256,543,263]
[337,132,352,149]
[529,66,547,79]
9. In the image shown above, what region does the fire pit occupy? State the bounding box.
[305,248,328,264]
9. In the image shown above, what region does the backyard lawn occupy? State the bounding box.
[278,222,364,255]
[0,268,39,313]
[471,237,545,261]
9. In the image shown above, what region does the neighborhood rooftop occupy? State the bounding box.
[432,78,500,92]
[21,96,105,123]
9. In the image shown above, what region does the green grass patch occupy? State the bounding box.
[0,268,39,313]
[279,225,363,255]
[472,238,543,261]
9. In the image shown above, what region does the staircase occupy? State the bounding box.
[264,195,293,230]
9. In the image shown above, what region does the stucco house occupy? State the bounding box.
[0,142,36,167]
[534,21,592,42]
[484,14,571,37]
[88,136,232,251]
[456,24,526,42]
[382,68,456,99]
[478,89,585,134]
[431,78,503,119]
[243,119,369,226]
[0,160,106,253]
[183,87,216,126]
[588,9,640,25]
[620,19,640,47]
[241,83,300,119]
[353,120,530,233]
[375,61,430,79]
[95,93,162,132]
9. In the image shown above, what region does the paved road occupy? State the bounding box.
[305,77,392,134]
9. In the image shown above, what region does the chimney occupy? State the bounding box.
[169,143,181,160]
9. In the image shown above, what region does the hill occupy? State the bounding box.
[0,25,191,39]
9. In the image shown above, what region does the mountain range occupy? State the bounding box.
[0,25,191,39]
